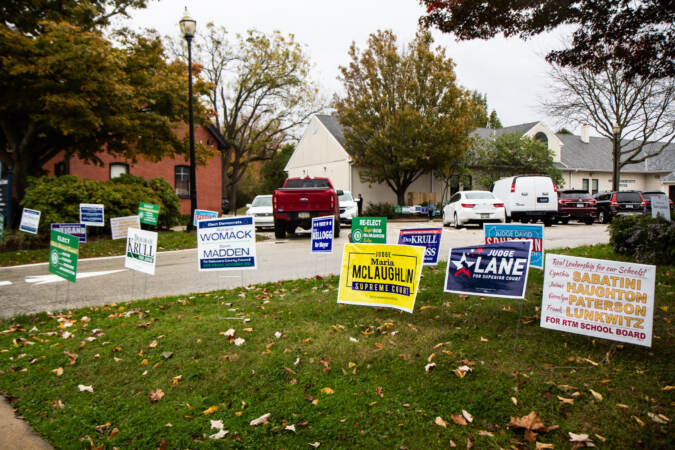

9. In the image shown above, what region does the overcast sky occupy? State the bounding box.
[121,0,576,132]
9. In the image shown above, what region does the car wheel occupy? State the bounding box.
[598,211,607,224]
[543,217,553,227]
[454,213,462,229]
[442,211,448,227]
[334,222,340,238]
[584,217,594,225]
[274,221,286,239]
[561,218,569,225]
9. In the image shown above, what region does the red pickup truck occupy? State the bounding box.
[272,177,341,239]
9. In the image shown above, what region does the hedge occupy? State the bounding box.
[609,215,675,265]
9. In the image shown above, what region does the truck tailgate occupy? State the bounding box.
[274,188,335,212]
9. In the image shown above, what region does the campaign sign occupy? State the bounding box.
[397,228,442,265]
[197,216,256,271]
[484,223,544,269]
[138,202,160,226]
[311,216,334,253]
[337,243,424,313]
[125,228,158,275]
[193,209,219,226]
[80,203,104,227]
[444,241,532,299]
[540,254,655,347]
[49,229,79,283]
[351,217,387,243]
[19,208,41,234]
[51,223,87,243]
[110,215,141,240]
[650,196,670,221]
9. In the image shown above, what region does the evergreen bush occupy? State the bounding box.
[609,215,675,265]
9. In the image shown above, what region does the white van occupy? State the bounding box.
[491,175,558,226]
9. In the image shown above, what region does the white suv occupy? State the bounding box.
[338,190,357,224]
[492,175,558,226]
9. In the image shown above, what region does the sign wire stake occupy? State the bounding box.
[513,298,526,353]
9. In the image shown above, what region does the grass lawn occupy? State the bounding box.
[0,244,672,449]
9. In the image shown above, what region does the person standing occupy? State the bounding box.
[356,193,364,216]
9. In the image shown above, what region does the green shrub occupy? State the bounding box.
[20,175,182,238]
[363,202,397,218]
[609,215,675,265]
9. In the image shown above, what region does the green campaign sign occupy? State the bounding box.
[138,202,160,226]
[49,229,79,283]
[351,217,387,243]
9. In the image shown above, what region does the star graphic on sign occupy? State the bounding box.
[452,252,474,277]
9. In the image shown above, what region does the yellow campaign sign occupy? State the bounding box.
[337,243,425,313]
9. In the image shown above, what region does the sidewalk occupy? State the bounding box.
[0,396,52,449]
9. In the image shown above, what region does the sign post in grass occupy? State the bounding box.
[49,229,79,283]
[138,202,160,226]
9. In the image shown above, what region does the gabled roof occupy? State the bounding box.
[315,115,346,147]
[556,134,675,173]
[662,171,675,183]
[473,121,539,140]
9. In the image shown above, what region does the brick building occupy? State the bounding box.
[42,125,225,215]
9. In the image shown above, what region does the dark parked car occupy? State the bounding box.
[593,191,646,223]
[557,189,597,225]
[641,191,674,214]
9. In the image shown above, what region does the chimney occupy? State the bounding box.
[580,124,590,144]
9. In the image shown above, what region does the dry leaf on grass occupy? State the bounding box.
[308,443,320,448]
[202,406,219,415]
[149,389,164,403]
[511,397,518,406]
[250,413,271,426]
[434,416,448,428]
[453,365,472,378]
[508,411,557,442]
[535,442,554,449]
[285,424,296,432]
[557,396,574,405]
[320,387,334,395]
[148,340,158,348]
[647,412,670,424]
[424,363,436,373]
[210,420,224,430]
[376,386,384,398]
[569,432,595,447]
[107,428,119,441]
[52,399,64,409]
[78,384,93,393]
[589,389,603,401]
[451,414,468,426]
[632,415,645,427]
[52,367,64,376]
[462,409,473,423]
[209,429,228,440]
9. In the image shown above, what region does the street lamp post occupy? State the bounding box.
[180,9,197,231]
[612,123,621,191]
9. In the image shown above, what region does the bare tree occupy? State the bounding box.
[542,63,674,188]
[169,24,325,209]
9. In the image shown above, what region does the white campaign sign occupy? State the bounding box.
[19,208,41,234]
[540,254,655,347]
[651,195,670,221]
[125,228,158,275]
[197,216,257,271]
[110,215,140,240]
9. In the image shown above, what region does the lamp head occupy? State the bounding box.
[179,8,196,39]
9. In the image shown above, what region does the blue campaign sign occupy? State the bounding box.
[397,228,442,265]
[484,223,544,269]
[311,216,334,253]
[193,209,219,226]
[444,241,532,299]
[51,223,87,243]
[197,216,256,271]
[80,203,105,227]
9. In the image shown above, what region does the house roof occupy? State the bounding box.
[556,133,675,173]
[316,115,346,146]
[473,122,539,139]
[662,171,675,183]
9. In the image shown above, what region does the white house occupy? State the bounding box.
[286,115,675,206]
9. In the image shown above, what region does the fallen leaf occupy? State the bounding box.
[434,416,448,428]
[233,338,245,346]
[376,386,384,398]
[148,340,158,348]
[449,440,456,447]
[210,420,224,430]
[149,389,164,403]
[308,443,320,448]
[202,406,219,415]
[349,337,358,342]
[95,422,111,433]
[78,384,93,393]
[171,375,182,387]
[477,430,494,437]
[632,415,645,427]
[274,331,282,339]
[616,403,629,409]
[451,414,468,426]
[250,413,271,426]
[348,362,356,369]
[480,337,488,342]
[453,365,472,378]
[320,387,334,395]
[52,367,64,376]
[427,353,436,363]
[424,362,436,373]
[535,442,554,449]
[161,351,174,360]
[661,385,675,391]
[209,429,229,439]
[107,428,119,441]
[594,434,606,442]
[52,399,64,409]
[569,432,594,446]
[462,409,473,423]
[557,395,574,405]
[589,389,603,401]
[511,397,518,406]
[582,358,599,366]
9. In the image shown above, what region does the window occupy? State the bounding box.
[109,163,129,179]
[174,165,190,198]
[591,179,599,194]
[54,161,69,176]
[582,178,589,192]
[534,132,548,146]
